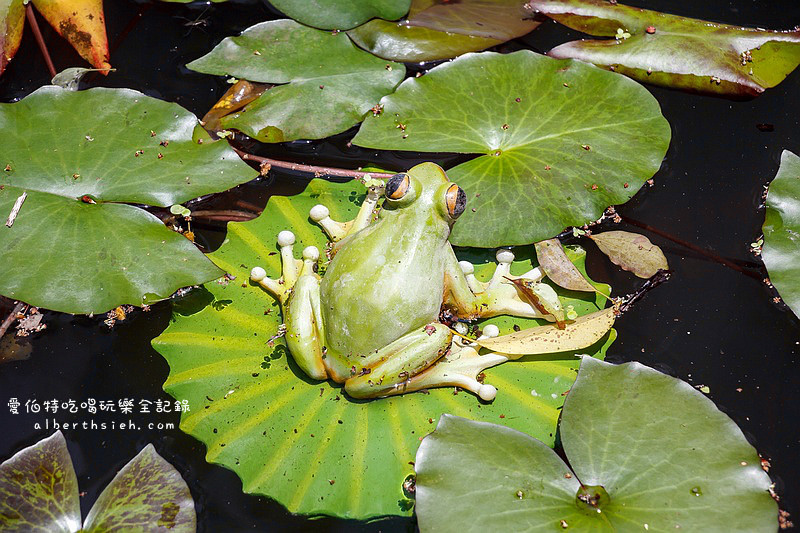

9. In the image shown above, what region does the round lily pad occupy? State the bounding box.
[267,0,411,31]
[0,86,257,313]
[762,150,800,317]
[352,51,671,247]
[151,177,614,519]
[187,20,405,143]
[415,358,777,531]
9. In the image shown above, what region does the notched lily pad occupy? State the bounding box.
[0,86,257,313]
[151,177,614,519]
[188,20,405,143]
[529,0,800,97]
[0,432,195,532]
[353,51,671,247]
[415,357,777,531]
[762,150,800,317]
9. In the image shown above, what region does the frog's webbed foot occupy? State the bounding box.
[250,230,328,380]
[249,230,314,304]
[309,182,384,244]
[455,249,553,320]
[395,325,507,401]
[344,323,506,401]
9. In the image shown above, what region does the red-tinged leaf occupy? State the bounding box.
[30,0,110,72]
[348,0,539,62]
[407,0,540,42]
[528,0,800,97]
[202,79,269,133]
[0,0,24,77]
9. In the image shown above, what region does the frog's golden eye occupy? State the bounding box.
[386,173,410,199]
[445,183,467,219]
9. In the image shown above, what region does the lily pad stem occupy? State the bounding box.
[232,147,394,180]
[26,4,56,78]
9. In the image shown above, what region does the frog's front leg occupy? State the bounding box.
[250,231,327,381]
[444,247,553,320]
[309,182,384,245]
[345,323,502,401]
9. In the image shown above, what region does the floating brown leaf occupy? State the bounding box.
[476,307,615,355]
[505,276,567,329]
[535,239,597,292]
[589,230,668,278]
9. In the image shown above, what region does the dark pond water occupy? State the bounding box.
[1,0,798,530]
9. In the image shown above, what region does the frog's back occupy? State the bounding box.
[320,219,448,364]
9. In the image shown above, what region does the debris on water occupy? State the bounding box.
[4,191,27,227]
[15,308,45,337]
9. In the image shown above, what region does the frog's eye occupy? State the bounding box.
[386,173,410,199]
[445,183,467,219]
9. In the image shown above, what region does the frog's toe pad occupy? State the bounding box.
[477,383,497,401]
[250,266,267,282]
[277,230,295,247]
[310,204,349,242]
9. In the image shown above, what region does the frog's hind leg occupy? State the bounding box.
[250,231,327,380]
[309,183,384,243]
[344,324,504,401]
[445,248,555,320]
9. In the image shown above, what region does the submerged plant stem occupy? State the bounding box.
[0,301,25,340]
[620,215,762,279]
[26,4,56,78]
[191,209,256,222]
[232,147,394,180]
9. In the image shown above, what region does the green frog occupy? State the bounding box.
[250,162,556,400]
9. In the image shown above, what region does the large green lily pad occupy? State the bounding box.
[415,358,777,531]
[267,0,410,31]
[151,177,614,519]
[187,20,405,143]
[352,51,671,247]
[762,150,800,317]
[347,0,540,62]
[0,86,257,313]
[529,0,800,98]
[0,432,195,532]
